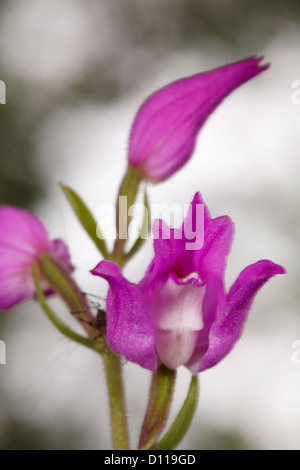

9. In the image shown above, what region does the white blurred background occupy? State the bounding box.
[0,0,299,450]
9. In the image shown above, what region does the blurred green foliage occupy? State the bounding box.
[0,96,43,208]
[0,418,81,450]
[1,0,300,208]
[189,423,258,450]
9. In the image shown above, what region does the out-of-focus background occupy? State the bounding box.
[0,0,299,450]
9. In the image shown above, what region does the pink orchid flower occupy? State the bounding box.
[92,193,285,374]
[128,56,269,182]
[0,206,73,311]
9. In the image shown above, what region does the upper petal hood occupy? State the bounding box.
[144,192,234,286]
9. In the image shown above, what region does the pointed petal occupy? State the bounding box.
[180,192,206,251]
[194,260,286,373]
[144,219,184,287]
[91,261,157,371]
[144,193,206,286]
[147,193,234,284]
[129,57,269,182]
[51,239,74,272]
[196,215,234,280]
[177,193,234,278]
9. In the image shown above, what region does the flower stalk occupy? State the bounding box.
[112,166,141,266]
[102,353,130,450]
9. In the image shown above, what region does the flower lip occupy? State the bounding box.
[143,272,207,370]
[154,329,200,371]
[146,273,206,331]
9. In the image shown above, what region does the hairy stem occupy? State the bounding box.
[102,354,130,450]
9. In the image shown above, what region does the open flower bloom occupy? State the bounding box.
[92,193,285,374]
[128,56,269,182]
[0,206,73,311]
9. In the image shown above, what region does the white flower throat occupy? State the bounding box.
[147,274,206,369]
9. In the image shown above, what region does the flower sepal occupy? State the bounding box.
[138,365,177,450]
[154,374,199,450]
[138,366,199,450]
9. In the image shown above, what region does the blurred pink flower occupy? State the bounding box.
[0,206,73,311]
[128,56,269,182]
[92,193,285,373]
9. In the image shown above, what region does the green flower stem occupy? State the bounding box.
[112,166,141,265]
[139,366,177,450]
[102,353,130,450]
[33,261,129,449]
[32,266,105,355]
[154,375,199,450]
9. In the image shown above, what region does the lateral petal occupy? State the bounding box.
[194,260,286,373]
[91,261,157,371]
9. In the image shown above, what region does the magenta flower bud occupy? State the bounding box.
[0,206,73,311]
[128,57,269,182]
[91,193,285,374]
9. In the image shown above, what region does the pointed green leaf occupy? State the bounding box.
[154,375,199,450]
[60,183,109,258]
